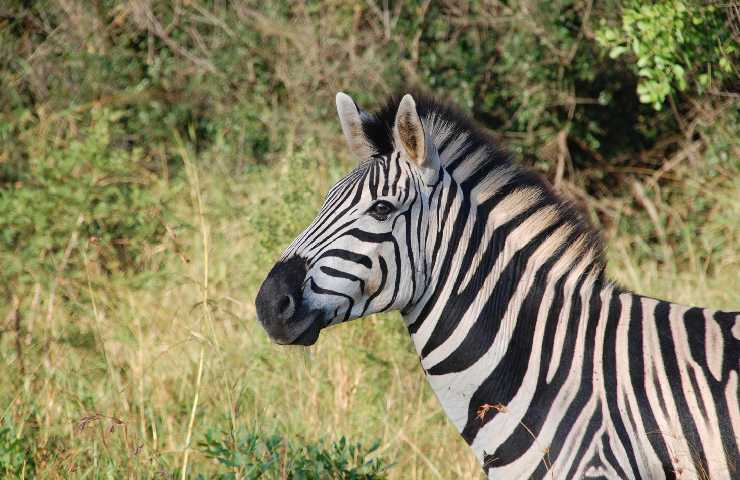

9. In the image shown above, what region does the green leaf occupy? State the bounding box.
[609,45,629,58]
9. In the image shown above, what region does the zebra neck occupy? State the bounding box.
[402,224,607,432]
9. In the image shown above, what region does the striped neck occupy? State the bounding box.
[399,149,610,465]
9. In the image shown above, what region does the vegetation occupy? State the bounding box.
[0,1,737,478]
[198,429,387,479]
[596,0,736,109]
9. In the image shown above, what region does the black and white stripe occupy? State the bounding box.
[257,92,740,479]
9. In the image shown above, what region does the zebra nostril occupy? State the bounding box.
[276,294,295,320]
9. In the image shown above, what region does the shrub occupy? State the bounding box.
[0,107,176,296]
[198,428,389,479]
[0,421,34,478]
[596,0,737,109]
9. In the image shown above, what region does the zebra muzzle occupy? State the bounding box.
[255,256,322,345]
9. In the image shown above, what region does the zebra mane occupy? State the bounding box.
[360,92,502,169]
[360,92,606,269]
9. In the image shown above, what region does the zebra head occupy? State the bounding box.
[255,93,446,345]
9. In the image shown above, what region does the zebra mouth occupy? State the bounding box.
[277,310,323,346]
[290,316,322,346]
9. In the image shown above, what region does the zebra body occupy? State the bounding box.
[255,92,740,479]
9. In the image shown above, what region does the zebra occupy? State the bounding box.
[255,91,740,479]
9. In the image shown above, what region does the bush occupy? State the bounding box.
[0,108,176,296]
[0,421,34,478]
[2,1,735,209]
[596,0,737,109]
[198,428,388,479]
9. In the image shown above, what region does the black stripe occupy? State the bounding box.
[319,266,365,294]
[602,289,642,476]
[484,261,588,465]
[563,409,604,480]
[362,256,388,316]
[390,152,402,195]
[314,249,372,269]
[308,277,354,322]
[380,155,391,196]
[651,362,669,418]
[305,218,358,260]
[407,185,467,334]
[600,431,629,480]
[532,271,603,477]
[459,244,563,442]
[410,175,424,302]
[684,308,740,472]
[628,295,675,478]
[427,219,565,375]
[400,175,411,204]
[341,228,394,244]
[297,168,368,253]
[446,140,479,172]
[655,301,710,475]
[373,159,381,198]
[437,129,456,154]
[686,367,708,420]
[421,200,548,359]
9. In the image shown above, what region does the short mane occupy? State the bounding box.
[360,92,606,269]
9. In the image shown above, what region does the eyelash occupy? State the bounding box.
[367,200,396,220]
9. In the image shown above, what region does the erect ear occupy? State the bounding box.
[336,92,374,162]
[393,94,439,180]
[393,94,425,163]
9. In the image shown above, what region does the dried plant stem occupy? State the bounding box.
[180,138,239,441]
[3,295,23,373]
[82,251,111,371]
[399,431,442,479]
[180,346,204,480]
[180,140,217,480]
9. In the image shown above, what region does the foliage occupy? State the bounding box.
[0,421,34,478]
[0,107,175,293]
[384,1,730,194]
[613,114,739,268]
[198,428,388,479]
[596,0,737,109]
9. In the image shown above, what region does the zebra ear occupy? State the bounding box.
[336,92,374,162]
[393,94,438,179]
[394,94,425,164]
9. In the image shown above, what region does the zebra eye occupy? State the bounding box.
[367,200,395,220]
